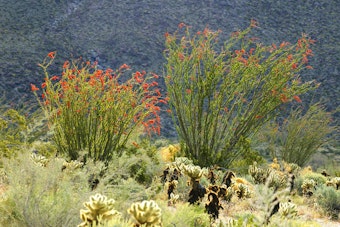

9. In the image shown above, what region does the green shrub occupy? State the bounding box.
[0,151,93,227]
[164,21,317,167]
[315,185,340,220]
[160,201,210,227]
[0,109,27,160]
[278,103,336,166]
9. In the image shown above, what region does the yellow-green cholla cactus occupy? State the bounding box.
[248,162,271,184]
[301,179,316,196]
[279,201,298,218]
[326,177,340,190]
[78,193,120,227]
[183,164,207,180]
[171,157,193,172]
[30,153,49,167]
[127,200,162,226]
[62,160,84,171]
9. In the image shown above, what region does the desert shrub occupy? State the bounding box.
[230,144,265,175]
[0,109,27,160]
[250,177,290,226]
[0,151,93,226]
[102,149,163,186]
[278,103,336,166]
[99,153,163,215]
[315,185,340,220]
[160,201,210,227]
[164,21,317,167]
[32,53,165,163]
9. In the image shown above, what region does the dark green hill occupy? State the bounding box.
[0,0,339,137]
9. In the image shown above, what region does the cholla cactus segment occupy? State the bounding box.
[30,153,49,167]
[79,193,120,226]
[279,202,298,218]
[128,200,162,226]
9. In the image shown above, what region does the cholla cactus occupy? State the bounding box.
[222,187,234,202]
[78,193,120,227]
[266,171,287,190]
[171,157,193,172]
[326,177,340,190]
[30,153,49,167]
[234,183,251,199]
[269,158,280,171]
[231,178,252,199]
[128,200,162,226]
[169,193,180,206]
[301,179,316,196]
[183,164,207,180]
[63,160,84,171]
[212,217,237,227]
[282,161,300,174]
[279,201,298,218]
[249,162,271,184]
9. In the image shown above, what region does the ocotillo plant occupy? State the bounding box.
[164,21,317,167]
[32,53,165,163]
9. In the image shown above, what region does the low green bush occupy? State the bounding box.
[315,185,340,220]
[0,152,93,226]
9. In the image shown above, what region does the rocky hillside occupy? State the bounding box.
[0,0,339,137]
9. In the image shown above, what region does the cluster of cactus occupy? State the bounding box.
[266,171,287,190]
[165,180,179,204]
[326,177,340,190]
[301,179,317,196]
[62,160,84,171]
[78,193,120,227]
[127,200,162,226]
[30,153,49,167]
[160,165,180,206]
[249,161,289,190]
[279,201,298,218]
[231,178,252,199]
[248,162,271,184]
[171,157,193,172]
[282,161,300,174]
[269,158,280,171]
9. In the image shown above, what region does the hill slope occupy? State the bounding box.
[0,0,339,137]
